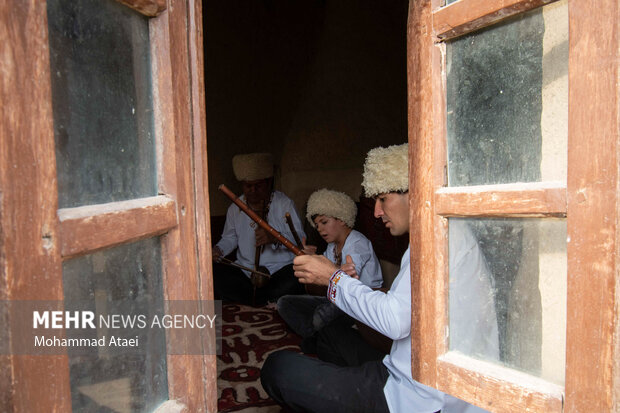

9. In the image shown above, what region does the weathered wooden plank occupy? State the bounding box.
[58,196,178,259]
[437,353,563,412]
[565,0,620,411]
[431,40,450,366]
[115,0,166,17]
[408,0,439,385]
[435,182,567,217]
[187,0,219,409]
[153,1,208,410]
[433,0,557,40]
[0,0,71,411]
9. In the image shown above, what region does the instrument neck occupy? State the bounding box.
[253,192,273,269]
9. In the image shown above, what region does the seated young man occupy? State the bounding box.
[260,144,495,413]
[277,188,382,339]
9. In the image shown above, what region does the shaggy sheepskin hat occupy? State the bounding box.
[232,152,274,181]
[306,189,357,228]
[361,143,408,197]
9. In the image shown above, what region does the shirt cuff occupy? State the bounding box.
[327,269,348,303]
[214,244,229,257]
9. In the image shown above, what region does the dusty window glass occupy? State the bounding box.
[446,1,568,186]
[449,218,566,385]
[47,0,157,208]
[63,238,168,411]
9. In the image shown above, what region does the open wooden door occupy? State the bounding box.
[408,0,619,411]
[1,0,216,411]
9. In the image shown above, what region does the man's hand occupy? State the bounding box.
[340,255,359,280]
[255,227,276,246]
[293,255,337,286]
[212,246,223,262]
[301,237,317,255]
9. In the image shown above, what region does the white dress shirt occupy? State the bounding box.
[216,191,306,277]
[328,235,497,412]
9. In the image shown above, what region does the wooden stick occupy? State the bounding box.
[285,212,303,248]
[216,256,271,278]
[218,184,304,256]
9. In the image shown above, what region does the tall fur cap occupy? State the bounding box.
[361,143,408,197]
[306,189,357,228]
[232,152,274,181]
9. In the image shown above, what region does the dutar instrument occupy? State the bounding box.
[218,184,304,256]
[285,212,303,248]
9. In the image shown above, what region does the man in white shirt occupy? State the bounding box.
[213,152,306,306]
[261,144,495,412]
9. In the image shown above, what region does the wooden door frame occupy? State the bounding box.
[0,0,216,411]
[407,0,619,411]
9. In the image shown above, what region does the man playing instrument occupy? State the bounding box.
[212,152,306,306]
[260,144,496,413]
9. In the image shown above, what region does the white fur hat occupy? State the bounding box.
[361,143,408,197]
[306,189,357,228]
[232,152,274,181]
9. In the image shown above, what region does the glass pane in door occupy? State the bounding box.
[63,237,168,412]
[47,0,157,208]
[448,218,566,385]
[446,1,568,186]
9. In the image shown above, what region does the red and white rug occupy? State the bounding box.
[217,304,302,412]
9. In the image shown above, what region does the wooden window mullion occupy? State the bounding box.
[58,196,178,259]
[0,2,72,411]
[150,0,211,410]
[565,0,620,410]
[115,0,167,17]
[186,0,219,406]
[436,353,564,410]
[408,0,441,386]
[433,0,559,41]
[435,183,567,217]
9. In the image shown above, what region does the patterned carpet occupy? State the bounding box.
[217,304,302,412]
